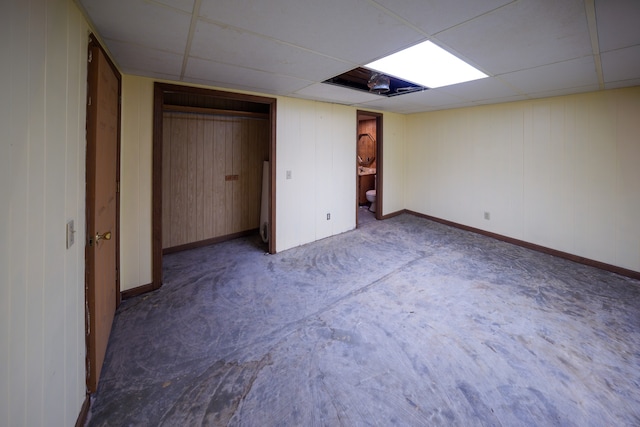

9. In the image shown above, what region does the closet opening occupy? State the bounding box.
[151,83,277,290]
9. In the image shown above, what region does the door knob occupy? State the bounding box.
[95,231,112,243]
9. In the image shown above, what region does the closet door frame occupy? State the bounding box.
[151,83,277,291]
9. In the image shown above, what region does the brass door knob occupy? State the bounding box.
[95,231,112,243]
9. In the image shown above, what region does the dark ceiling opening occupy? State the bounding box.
[323,67,428,97]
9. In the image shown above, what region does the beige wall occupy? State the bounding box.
[382,112,407,215]
[275,97,357,251]
[0,0,89,425]
[406,88,640,272]
[119,77,407,289]
[120,75,154,289]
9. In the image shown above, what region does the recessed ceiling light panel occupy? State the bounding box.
[366,40,488,89]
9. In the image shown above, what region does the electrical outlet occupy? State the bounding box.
[286,170,292,180]
[327,213,331,220]
[66,220,75,248]
[484,212,490,220]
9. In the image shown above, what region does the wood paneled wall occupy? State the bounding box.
[162,112,269,250]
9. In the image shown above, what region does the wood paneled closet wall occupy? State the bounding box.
[162,111,269,251]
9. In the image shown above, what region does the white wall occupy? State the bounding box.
[406,88,640,272]
[120,76,154,289]
[276,98,356,251]
[381,113,406,215]
[0,0,89,425]
[119,78,397,289]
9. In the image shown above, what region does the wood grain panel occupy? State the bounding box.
[162,112,268,250]
[186,115,197,244]
[202,118,214,238]
[162,116,172,246]
[212,119,226,237]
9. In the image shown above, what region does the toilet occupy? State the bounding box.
[365,175,376,212]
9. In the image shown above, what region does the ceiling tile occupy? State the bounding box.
[397,88,468,108]
[498,56,599,94]
[436,0,592,75]
[472,94,530,106]
[81,0,192,54]
[198,0,424,64]
[79,0,640,114]
[354,96,427,114]
[601,45,640,84]
[295,83,383,104]
[190,20,353,81]
[527,84,600,100]
[373,0,512,35]
[104,39,183,77]
[437,77,522,102]
[184,57,313,95]
[605,78,640,90]
[151,0,194,14]
[595,0,640,52]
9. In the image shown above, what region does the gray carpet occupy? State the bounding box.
[87,214,640,426]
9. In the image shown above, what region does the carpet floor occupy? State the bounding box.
[86,214,640,426]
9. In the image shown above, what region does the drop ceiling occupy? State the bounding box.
[77,0,640,114]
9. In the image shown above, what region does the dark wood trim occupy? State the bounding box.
[380,209,404,220]
[162,229,261,255]
[163,103,270,119]
[406,210,640,281]
[269,99,277,254]
[74,394,91,427]
[375,113,383,220]
[152,83,164,291]
[121,282,156,300]
[152,82,277,291]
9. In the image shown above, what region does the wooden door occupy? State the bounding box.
[85,35,120,393]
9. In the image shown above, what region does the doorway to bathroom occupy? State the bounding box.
[356,110,382,226]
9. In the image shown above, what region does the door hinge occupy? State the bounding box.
[88,96,92,106]
[88,50,92,63]
[116,181,120,193]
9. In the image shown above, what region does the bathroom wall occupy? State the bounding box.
[1,0,90,424]
[405,87,640,272]
[358,119,377,168]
